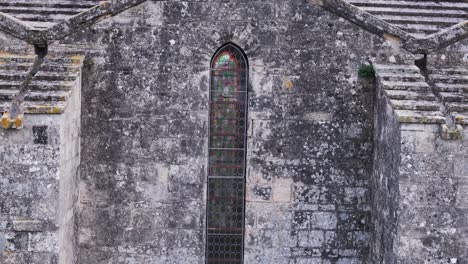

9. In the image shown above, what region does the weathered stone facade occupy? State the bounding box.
[0,65,82,263]
[65,2,380,262]
[0,1,466,264]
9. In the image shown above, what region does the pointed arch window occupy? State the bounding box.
[206,43,248,264]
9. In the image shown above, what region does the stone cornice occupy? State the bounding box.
[0,0,148,45]
[313,0,468,54]
[0,0,465,53]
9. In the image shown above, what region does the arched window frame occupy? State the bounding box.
[206,43,249,264]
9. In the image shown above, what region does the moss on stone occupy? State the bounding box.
[359,64,375,78]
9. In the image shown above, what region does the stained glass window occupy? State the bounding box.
[207,43,248,264]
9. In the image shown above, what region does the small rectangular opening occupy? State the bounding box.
[33,126,48,145]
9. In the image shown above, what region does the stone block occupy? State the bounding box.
[293,185,320,204]
[272,178,292,203]
[454,156,468,178]
[440,124,464,140]
[256,205,291,230]
[28,232,58,253]
[292,211,310,230]
[250,120,272,139]
[414,132,436,153]
[400,133,415,153]
[250,185,272,202]
[399,180,457,207]
[298,230,325,247]
[0,233,5,251]
[338,212,369,231]
[398,206,464,229]
[436,137,467,154]
[400,153,454,179]
[343,187,368,204]
[158,164,169,183]
[336,258,363,264]
[296,258,322,264]
[0,252,58,264]
[12,219,46,232]
[303,112,332,122]
[325,231,337,247]
[339,249,358,257]
[456,185,468,208]
[310,212,337,230]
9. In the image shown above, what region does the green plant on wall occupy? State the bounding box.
[359,64,375,78]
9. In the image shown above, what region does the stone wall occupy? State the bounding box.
[370,75,400,263]
[52,0,383,263]
[428,38,468,67]
[246,74,375,264]
[58,70,82,264]
[371,50,468,263]
[0,30,30,53]
[0,0,466,263]
[0,79,81,263]
[396,123,468,263]
[0,115,61,264]
[372,103,468,264]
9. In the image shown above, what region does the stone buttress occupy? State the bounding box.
[0,52,83,264]
[371,42,468,263]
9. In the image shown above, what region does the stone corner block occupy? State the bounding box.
[440,124,464,140]
[1,112,24,130]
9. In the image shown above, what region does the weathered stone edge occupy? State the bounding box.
[0,11,34,42]
[0,104,67,114]
[311,0,414,47]
[375,72,467,127]
[405,21,468,54]
[454,114,467,125]
[0,0,149,45]
[41,0,149,44]
[372,61,445,125]
[0,54,84,117]
[311,0,468,54]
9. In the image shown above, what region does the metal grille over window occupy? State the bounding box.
[207,43,248,264]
